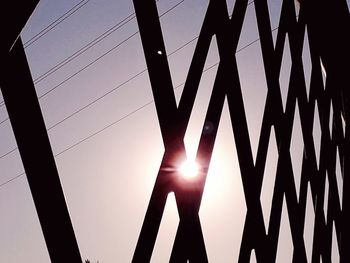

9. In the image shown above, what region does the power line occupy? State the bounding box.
[47,69,148,131]
[35,0,184,99]
[0,24,273,189]
[23,0,90,48]
[34,0,184,92]
[1,1,165,110]
[0,0,91,108]
[0,0,185,110]
[0,31,136,110]
[0,2,264,157]
[0,34,197,134]
[2,0,255,110]
[0,0,253,110]
[0,118,8,126]
[3,0,256,105]
[0,0,188,160]
[0,73,191,189]
[32,12,136,84]
[0,32,193,160]
[0,173,25,188]
[39,31,140,99]
[0,148,17,160]
[0,1,165,108]
[32,0,162,84]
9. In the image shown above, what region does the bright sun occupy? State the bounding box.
[179,159,200,179]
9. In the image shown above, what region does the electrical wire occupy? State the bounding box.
[0,0,253,108]
[23,0,91,48]
[0,0,185,110]
[35,0,184,98]
[42,0,252,86]
[0,0,165,109]
[32,12,136,84]
[31,0,161,83]
[0,0,90,108]
[0,24,275,189]
[0,0,165,108]
[0,0,254,109]
[0,173,25,188]
[0,30,193,160]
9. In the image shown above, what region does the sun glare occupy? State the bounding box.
[179,159,200,179]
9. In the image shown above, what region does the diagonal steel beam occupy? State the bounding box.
[1,1,40,54]
[0,38,82,263]
[133,0,251,261]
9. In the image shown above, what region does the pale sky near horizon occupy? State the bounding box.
[0,0,348,262]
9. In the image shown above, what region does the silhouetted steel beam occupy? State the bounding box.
[1,1,39,53]
[133,0,349,261]
[132,0,209,261]
[304,0,350,261]
[0,38,82,263]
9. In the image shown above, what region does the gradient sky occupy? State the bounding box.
[0,0,348,262]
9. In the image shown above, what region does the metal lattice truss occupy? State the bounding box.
[132,0,350,262]
[1,0,349,262]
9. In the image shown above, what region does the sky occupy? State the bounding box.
[0,0,349,262]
